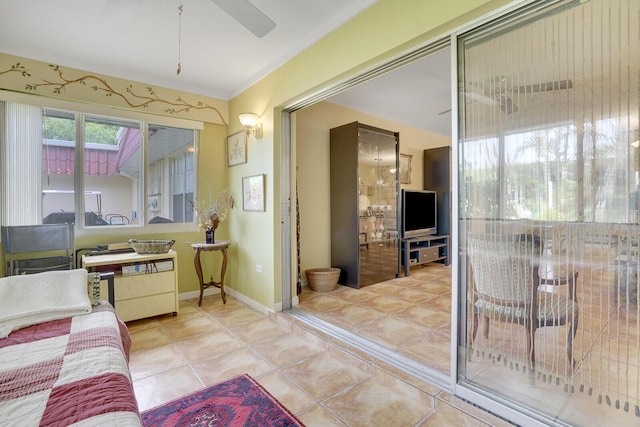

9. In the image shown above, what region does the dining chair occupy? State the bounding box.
[467,232,579,370]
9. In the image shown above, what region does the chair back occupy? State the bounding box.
[467,233,542,305]
[1,223,74,275]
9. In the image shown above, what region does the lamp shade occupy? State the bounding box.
[239,113,259,127]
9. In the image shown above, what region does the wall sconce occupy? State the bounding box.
[239,113,263,139]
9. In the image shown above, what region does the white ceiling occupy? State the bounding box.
[325,48,452,137]
[0,0,452,137]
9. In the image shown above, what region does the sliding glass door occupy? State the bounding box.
[457,0,640,425]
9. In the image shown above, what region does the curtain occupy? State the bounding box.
[458,0,640,424]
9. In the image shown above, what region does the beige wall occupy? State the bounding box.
[295,101,450,279]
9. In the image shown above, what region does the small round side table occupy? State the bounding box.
[191,240,231,306]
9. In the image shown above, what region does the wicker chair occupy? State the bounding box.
[467,232,579,370]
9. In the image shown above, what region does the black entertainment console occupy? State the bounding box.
[401,234,449,276]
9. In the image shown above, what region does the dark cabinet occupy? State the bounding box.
[330,122,400,288]
[423,147,451,236]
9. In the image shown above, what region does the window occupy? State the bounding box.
[147,124,195,224]
[2,102,197,228]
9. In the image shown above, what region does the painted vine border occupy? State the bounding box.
[1,62,227,125]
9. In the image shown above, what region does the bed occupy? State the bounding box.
[0,269,142,426]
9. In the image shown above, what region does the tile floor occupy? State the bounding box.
[297,262,453,375]
[128,275,511,426]
[295,258,640,426]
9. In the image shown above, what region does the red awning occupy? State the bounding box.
[42,145,118,176]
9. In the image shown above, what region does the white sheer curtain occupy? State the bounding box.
[458,0,640,424]
[0,102,43,225]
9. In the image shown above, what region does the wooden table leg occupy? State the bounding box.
[219,248,228,304]
[193,247,205,306]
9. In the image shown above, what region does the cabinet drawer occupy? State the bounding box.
[418,247,439,262]
[116,293,177,322]
[105,271,175,300]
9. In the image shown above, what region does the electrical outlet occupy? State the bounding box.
[256,264,262,272]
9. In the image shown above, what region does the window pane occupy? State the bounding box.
[147,125,195,224]
[42,109,77,224]
[85,114,141,226]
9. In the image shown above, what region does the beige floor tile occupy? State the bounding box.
[400,331,451,373]
[355,316,430,348]
[210,304,269,326]
[190,347,275,386]
[394,305,451,329]
[417,398,490,426]
[251,331,327,367]
[254,370,317,415]
[126,316,160,333]
[411,282,452,296]
[424,294,452,312]
[435,392,514,427]
[362,294,415,314]
[281,351,371,400]
[298,294,351,313]
[322,368,435,427]
[129,342,187,381]
[174,328,246,362]
[325,285,379,303]
[393,286,440,303]
[316,303,384,329]
[129,325,172,351]
[133,365,204,412]
[228,316,290,344]
[365,281,404,294]
[297,405,347,427]
[155,302,206,324]
[160,314,223,340]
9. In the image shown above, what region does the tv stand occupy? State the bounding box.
[401,234,449,276]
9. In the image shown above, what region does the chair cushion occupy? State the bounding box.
[475,291,577,326]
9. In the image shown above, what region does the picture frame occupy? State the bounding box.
[227,130,247,167]
[399,153,412,184]
[242,174,265,212]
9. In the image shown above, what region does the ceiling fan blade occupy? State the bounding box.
[513,79,573,94]
[211,0,276,38]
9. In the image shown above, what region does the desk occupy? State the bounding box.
[82,250,178,322]
[191,240,231,306]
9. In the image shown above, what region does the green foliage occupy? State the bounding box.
[44,117,119,145]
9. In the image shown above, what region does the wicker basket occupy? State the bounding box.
[128,239,175,254]
[305,268,340,292]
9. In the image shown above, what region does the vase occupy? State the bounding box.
[205,229,215,244]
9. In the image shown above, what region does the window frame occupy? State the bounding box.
[0,91,203,237]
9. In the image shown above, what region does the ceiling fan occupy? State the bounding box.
[464,75,574,114]
[211,0,276,38]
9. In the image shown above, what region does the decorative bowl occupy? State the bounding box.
[128,239,175,254]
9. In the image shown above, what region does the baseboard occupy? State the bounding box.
[179,287,274,316]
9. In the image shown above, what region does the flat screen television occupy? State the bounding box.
[402,189,437,238]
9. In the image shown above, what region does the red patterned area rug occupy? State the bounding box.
[141,374,305,426]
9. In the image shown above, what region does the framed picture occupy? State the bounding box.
[399,153,412,184]
[227,130,247,166]
[147,194,159,211]
[242,174,265,211]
